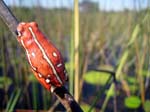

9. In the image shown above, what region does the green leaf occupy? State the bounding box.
[116,50,129,78]
[105,84,115,97]
[127,24,140,46]
[81,103,95,112]
[0,76,12,89]
[28,74,38,82]
[129,85,138,94]
[144,100,150,112]
[124,96,141,109]
[65,61,74,72]
[84,71,110,85]
[127,76,137,84]
[9,89,21,111]
[101,50,129,111]
[6,89,21,112]
[141,70,150,77]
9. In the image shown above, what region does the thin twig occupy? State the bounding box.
[0,0,18,37]
[53,86,83,112]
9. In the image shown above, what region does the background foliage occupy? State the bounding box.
[0,0,150,111]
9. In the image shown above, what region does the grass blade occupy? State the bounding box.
[101,50,129,111]
[6,88,21,112]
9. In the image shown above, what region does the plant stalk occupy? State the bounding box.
[53,86,83,112]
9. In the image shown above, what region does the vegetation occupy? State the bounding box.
[0,1,150,111]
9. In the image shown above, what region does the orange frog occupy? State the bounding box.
[17,22,67,91]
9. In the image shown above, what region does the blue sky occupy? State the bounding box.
[4,0,149,11]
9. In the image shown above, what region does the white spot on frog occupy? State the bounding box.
[57,63,62,67]
[53,52,57,57]
[31,52,35,57]
[46,78,50,83]
[38,73,42,78]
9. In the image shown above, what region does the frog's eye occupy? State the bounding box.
[17,31,22,37]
